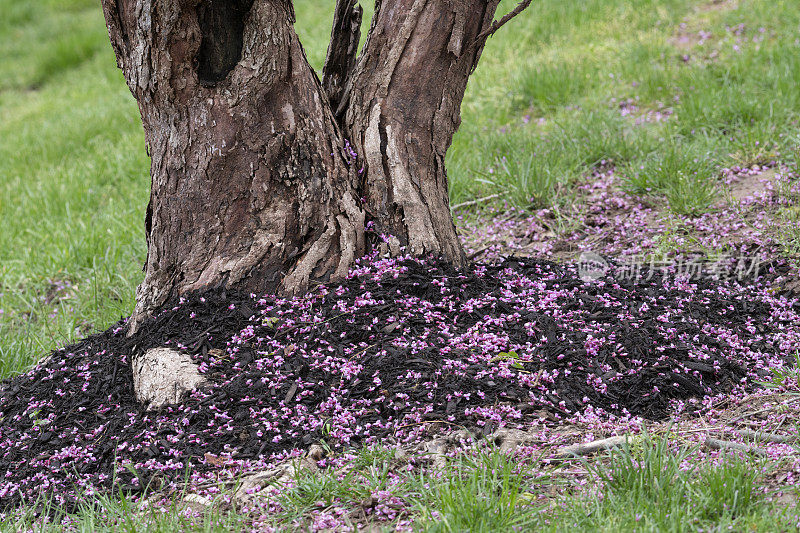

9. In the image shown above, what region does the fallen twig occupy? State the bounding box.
[467,246,491,260]
[451,193,504,211]
[727,429,798,444]
[553,435,629,459]
[704,437,767,455]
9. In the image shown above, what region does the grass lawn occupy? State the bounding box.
[1,0,800,530]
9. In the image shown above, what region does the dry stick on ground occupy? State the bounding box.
[705,437,767,456]
[674,426,726,436]
[727,428,799,444]
[467,246,492,260]
[451,193,505,211]
[553,435,630,459]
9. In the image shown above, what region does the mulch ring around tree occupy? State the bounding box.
[1,255,799,512]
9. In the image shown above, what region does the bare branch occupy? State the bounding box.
[704,437,767,456]
[554,435,630,459]
[451,193,504,211]
[727,429,798,444]
[322,0,363,116]
[474,0,533,45]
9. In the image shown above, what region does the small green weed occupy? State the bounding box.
[624,143,718,215]
[412,450,541,533]
[759,352,800,390]
[545,434,793,532]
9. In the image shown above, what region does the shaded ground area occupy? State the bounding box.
[1,255,799,511]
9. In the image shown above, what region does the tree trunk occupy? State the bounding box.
[342,0,499,265]
[101,0,505,332]
[103,0,365,331]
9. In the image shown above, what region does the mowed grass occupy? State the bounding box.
[452,0,800,210]
[0,0,149,378]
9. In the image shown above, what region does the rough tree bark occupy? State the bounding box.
[342,0,500,266]
[103,0,366,332]
[101,0,530,338]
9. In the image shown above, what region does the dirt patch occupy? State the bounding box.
[613,97,674,125]
[668,0,741,62]
[670,27,714,52]
[725,167,781,203]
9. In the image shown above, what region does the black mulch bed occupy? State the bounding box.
[0,257,797,511]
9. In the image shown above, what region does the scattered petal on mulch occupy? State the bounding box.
[2,251,799,512]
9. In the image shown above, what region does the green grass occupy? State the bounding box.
[264,446,544,530]
[759,352,800,391]
[546,434,796,532]
[450,0,800,209]
[625,141,718,215]
[6,438,795,531]
[0,491,250,532]
[410,450,542,532]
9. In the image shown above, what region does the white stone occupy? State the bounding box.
[132,347,206,408]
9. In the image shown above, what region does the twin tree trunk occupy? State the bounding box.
[102,0,504,330]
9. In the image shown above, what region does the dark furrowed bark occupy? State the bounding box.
[102,0,364,332]
[342,0,501,267]
[322,0,363,117]
[196,0,256,85]
[97,0,539,405]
